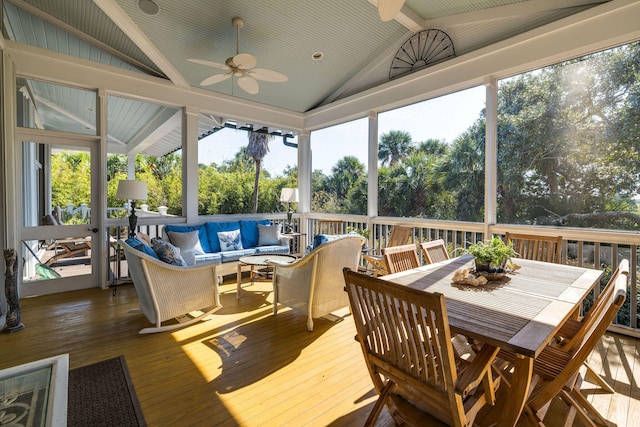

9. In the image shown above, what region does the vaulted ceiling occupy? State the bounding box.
[5,0,609,114]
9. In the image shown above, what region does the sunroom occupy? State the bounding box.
[2,0,640,425]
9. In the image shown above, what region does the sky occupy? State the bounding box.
[198,85,486,175]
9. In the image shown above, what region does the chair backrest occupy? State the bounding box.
[343,269,484,426]
[504,232,562,263]
[562,259,629,355]
[317,220,343,235]
[528,259,628,411]
[382,244,420,274]
[420,239,450,264]
[388,226,412,247]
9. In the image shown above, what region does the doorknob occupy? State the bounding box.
[89,228,99,233]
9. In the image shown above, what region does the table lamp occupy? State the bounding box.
[116,180,148,238]
[280,188,299,233]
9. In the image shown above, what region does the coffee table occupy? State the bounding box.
[236,254,297,298]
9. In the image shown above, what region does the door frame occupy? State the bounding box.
[16,129,105,296]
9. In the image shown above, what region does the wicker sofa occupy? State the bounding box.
[162,219,290,279]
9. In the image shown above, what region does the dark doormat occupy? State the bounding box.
[67,355,147,427]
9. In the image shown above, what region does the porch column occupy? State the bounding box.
[183,106,199,221]
[298,130,311,237]
[367,111,378,219]
[484,76,498,237]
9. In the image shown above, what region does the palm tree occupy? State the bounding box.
[247,130,273,213]
[378,130,413,167]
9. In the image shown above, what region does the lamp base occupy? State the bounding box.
[128,200,138,238]
[286,209,293,233]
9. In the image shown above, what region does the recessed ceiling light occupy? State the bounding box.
[311,52,324,61]
[138,0,159,15]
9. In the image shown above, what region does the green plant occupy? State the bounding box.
[347,227,370,240]
[466,236,517,266]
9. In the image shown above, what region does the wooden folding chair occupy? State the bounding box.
[363,226,412,276]
[495,259,628,426]
[420,239,450,264]
[382,243,420,274]
[343,269,501,427]
[504,232,562,263]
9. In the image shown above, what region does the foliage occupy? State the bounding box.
[466,236,517,266]
[346,226,370,239]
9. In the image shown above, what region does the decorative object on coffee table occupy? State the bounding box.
[3,248,24,333]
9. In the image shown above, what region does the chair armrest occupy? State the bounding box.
[455,344,499,396]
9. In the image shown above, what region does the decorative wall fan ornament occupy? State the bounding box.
[389,29,456,80]
[378,0,405,21]
[188,17,287,95]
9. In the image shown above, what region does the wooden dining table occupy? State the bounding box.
[381,254,603,427]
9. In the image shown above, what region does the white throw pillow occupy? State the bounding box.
[217,229,243,251]
[168,230,205,255]
[258,224,281,246]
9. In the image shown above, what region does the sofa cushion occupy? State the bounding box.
[220,248,257,263]
[218,229,244,252]
[258,223,281,246]
[167,230,205,255]
[240,219,270,248]
[151,238,187,266]
[193,252,223,266]
[125,237,159,259]
[312,233,341,250]
[164,224,211,253]
[254,245,290,255]
[205,221,240,252]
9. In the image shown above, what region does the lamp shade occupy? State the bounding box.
[116,180,148,201]
[280,188,299,203]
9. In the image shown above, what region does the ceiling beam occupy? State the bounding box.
[424,0,610,28]
[93,0,189,87]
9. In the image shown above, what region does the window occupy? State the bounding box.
[310,118,368,214]
[497,41,640,230]
[377,87,485,221]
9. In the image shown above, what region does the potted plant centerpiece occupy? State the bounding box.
[466,236,517,273]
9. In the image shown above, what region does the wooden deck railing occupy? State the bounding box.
[107,213,640,336]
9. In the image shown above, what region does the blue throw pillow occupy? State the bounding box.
[125,237,159,259]
[151,238,187,266]
[312,234,340,250]
[217,229,244,252]
[239,219,270,248]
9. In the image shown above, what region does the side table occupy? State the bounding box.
[281,232,306,256]
[236,254,297,298]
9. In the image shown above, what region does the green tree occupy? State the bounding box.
[247,131,273,213]
[379,130,413,167]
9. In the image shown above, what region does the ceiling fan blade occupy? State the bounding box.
[378,0,405,21]
[187,58,230,71]
[237,76,259,94]
[200,73,231,86]
[233,53,257,69]
[250,68,288,83]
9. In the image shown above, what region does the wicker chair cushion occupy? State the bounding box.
[125,237,159,259]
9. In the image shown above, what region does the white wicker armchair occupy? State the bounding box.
[120,240,221,334]
[269,234,366,331]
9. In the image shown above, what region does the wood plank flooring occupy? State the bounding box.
[1,278,638,426]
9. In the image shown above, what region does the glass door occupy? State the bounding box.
[17,132,102,296]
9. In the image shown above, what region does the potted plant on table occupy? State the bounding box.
[466,235,517,273]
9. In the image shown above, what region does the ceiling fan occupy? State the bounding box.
[378,0,406,21]
[188,17,288,95]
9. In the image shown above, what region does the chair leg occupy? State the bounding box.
[364,380,394,427]
[584,362,615,394]
[565,387,610,426]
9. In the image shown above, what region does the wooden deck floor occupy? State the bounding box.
[1,278,639,426]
